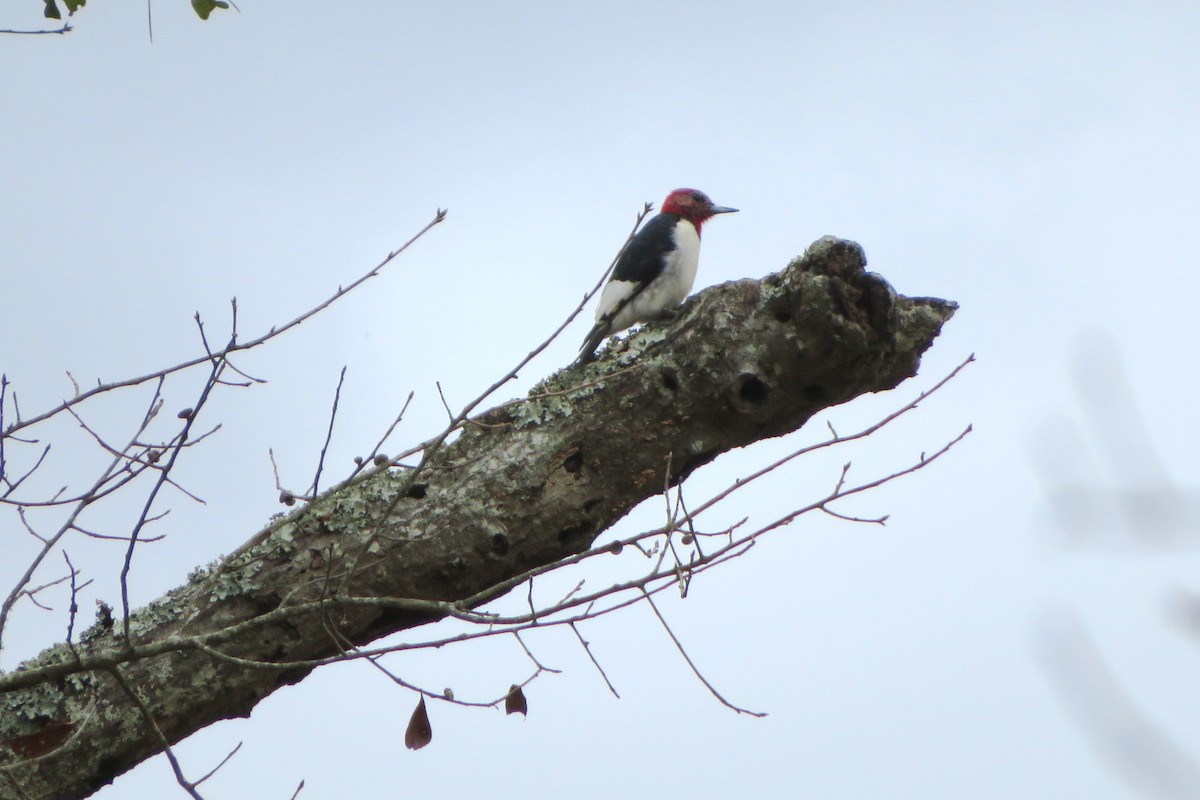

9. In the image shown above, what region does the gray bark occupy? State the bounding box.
[0,237,956,799]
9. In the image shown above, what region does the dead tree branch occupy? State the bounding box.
[0,237,956,799]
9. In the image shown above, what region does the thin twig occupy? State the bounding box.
[62,551,88,668]
[108,666,206,800]
[570,622,620,698]
[320,625,513,710]
[0,378,166,653]
[0,375,8,488]
[0,24,72,35]
[310,367,347,496]
[119,358,228,640]
[513,630,562,674]
[347,391,415,481]
[1,442,52,500]
[641,589,767,717]
[193,742,243,787]
[4,211,446,438]
[686,354,975,523]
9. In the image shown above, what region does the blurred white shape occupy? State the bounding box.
[1035,609,1200,799]
[1034,334,1198,546]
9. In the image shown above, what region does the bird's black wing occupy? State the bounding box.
[610,213,681,283]
[575,213,683,364]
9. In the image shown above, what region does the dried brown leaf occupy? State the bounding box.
[505,684,528,717]
[404,696,432,750]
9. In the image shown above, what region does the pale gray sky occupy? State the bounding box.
[3,2,1199,798]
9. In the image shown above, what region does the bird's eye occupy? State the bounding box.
[691,191,707,204]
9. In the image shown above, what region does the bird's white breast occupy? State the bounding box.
[598,220,701,332]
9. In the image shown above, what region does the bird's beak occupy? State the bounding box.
[711,205,738,214]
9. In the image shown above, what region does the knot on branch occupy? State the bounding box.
[791,236,897,339]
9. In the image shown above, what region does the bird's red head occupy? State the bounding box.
[660,188,738,232]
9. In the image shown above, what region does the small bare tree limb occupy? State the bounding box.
[570,622,620,698]
[641,589,765,716]
[0,24,72,35]
[310,367,348,497]
[2,211,446,439]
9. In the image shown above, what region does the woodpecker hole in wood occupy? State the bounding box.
[738,375,769,405]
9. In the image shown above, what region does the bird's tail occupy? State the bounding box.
[576,289,643,367]
[575,320,610,366]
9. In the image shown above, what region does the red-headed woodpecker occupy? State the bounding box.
[578,188,737,363]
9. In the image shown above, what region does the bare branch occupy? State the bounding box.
[686,354,976,524]
[119,358,228,640]
[513,630,562,675]
[641,589,766,717]
[108,667,206,800]
[0,24,72,35]
[63,552,81,648]
[192,741,243,788]
[310,367,347,497]
[70,522,168,543]
[1036,610,1200,797]
[0,378,168,653]
[347,391,415,482]
[1,442,52,500]
[570,622,620,698]
[2,211,446,439]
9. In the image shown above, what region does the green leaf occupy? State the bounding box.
[191,0,230,20]
[62,0,86,14]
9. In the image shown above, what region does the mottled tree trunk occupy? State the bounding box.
[0,238,956,800]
